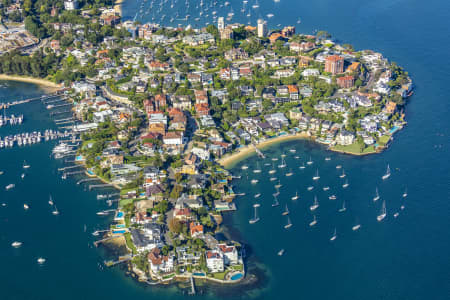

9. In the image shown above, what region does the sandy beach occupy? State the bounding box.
[0,74,61,91]
[218,132,311,168]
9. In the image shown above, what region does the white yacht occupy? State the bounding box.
[329,195,337,200]
[330,228,337,241]
[339,169,346,178]
[323,186,330,191]
[373,187,380,201]
[299,163,306,169]
[11,241,22,248]
[251,179,258,184]
[23,204,29,210]
[338,201,346,212]
[291,191,299,200]
[382,164,391,180]
[270,177,277,181]
[352,224,361,231]
[5,183,15,190]
[282,204,289,216]
[254,193,261,198]
[336,165,342,169]
[277,249,285,256]
[285,169,293,177]
[249,204,260,224]
[37,258,46,264]
[284,216,292,229]
[402,187,408,198]
[393,212,399,218]
[23,160,30,169]
[377,200,387,221]
[307,186,314,191]
[310,196,319,211]
[309,215,317,227]
[52,206,59,215]
[307,157,313,165]
[312,169,320,181]
[342,179,349,188]
[241,165,249,170]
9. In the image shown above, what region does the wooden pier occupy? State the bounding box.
[189,276,196,295]
[104,255,133,267]
[252,143,265,158]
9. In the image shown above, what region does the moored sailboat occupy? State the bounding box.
[309,215,317,227]
[310,195,319,211]
[312,169,320,181]
[373,187,380,201]
[284,216,292,229]
[291,190,299,200]
[377,200,387,221]
[249,204,260,224]
[381,164,391,180]
[330,228,337,241]
[282,204,289,216]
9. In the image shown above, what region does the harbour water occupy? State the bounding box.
[1,0,450,299]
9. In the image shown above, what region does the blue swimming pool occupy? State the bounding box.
[116,211,124,218]
[193,272,205,277]
[112,230,126,234]
[230,273,243,281]
[116,224,125,228]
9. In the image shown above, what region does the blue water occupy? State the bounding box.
[1,0,450,299]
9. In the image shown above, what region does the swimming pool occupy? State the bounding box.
[230,273,243,281]
[116,224,125,228]
[193,272,205,277]
[112,229,126,234]
[116,211,124,218]
[389,126,400,134]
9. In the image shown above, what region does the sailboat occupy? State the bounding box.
[278,157,287,168]
[299,163,306,169]
[272,195,280,207]
[282,204,289,216]
[352,223,361,231]
[373,187,380,201]
[309,215,317,227]
[23,204,29,210]
[329,194,337,200]
[241,165,249,170]
[52,205,59,215]
[402,187,408,198]
[291,191,299,200]
[338,201,346,212]
[325,157,331,161]
[330,228,337,241]
[251,179,258,184]
[270,177,277,181]
[289,148,296,153]
[274,180,282,189]
[277,249,285,256]
[306,156,313,165]
[269,163,276,174]
[254,193,261,198]
[381,164,391,180]
[393,212,399,218]
[284,216,292,229]
[307,186,314,191]
[312,169,320,180]
[11,241,22,248]
[336,165,342,169]
[323,186,330,191]
[249,204,260,224]
[377,200,387,221]
[342,179,349,188]
[48,195,54,206]
[37,257,46,264]
[339,169,346,178]
[23,160,30,169]
[310,196,319,211]
[285,169,293,177]
[253,162,261,173]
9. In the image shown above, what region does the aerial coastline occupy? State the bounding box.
[0,0,413,294]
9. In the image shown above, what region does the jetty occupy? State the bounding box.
[89,184,115,190]
[104,255,133,267]
[63,170,85,176]
[189,276,196,295]
[252,143,265,158]
[58,165,82,171]
[77,178,99,185]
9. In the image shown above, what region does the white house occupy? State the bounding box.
[163,132,183,145]
[206,250,224,273]
[148,248,174,274]
[336,130,355,145]
[302,68,320,77]
[218,244,239,265]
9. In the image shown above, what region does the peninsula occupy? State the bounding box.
[0,0,412,289]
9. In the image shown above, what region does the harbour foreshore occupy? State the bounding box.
[218,132,311,168]
[0,74,61,91]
